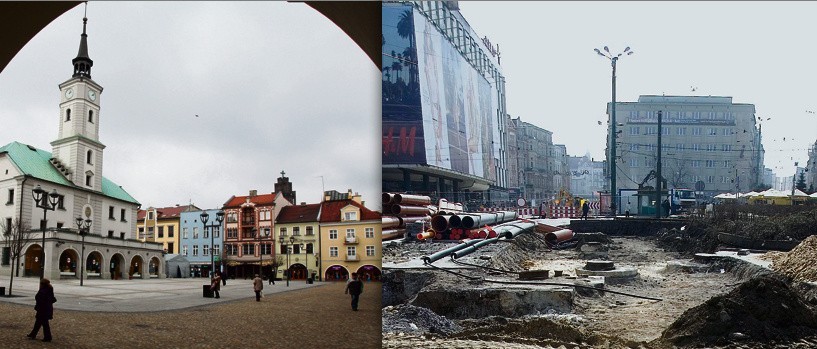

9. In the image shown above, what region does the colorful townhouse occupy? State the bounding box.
[318,190,381,281]
[274,203,321,281]
[179,208,223,278]
[222,190,291,279]
[136,205,198,254]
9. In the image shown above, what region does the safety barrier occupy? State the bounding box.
[478,207,540,216]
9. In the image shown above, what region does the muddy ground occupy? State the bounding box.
[382,227,817,349]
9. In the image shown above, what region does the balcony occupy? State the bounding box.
[345,254,359,262]
[344,237,358,245]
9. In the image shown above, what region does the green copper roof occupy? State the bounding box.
[0,141,139,205]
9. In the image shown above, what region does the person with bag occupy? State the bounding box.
[211,272,221,299]
[27,278,56,342]
[344,272,363,311]
[252,274,263,302]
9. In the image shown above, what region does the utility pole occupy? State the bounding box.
[656,110,663,219]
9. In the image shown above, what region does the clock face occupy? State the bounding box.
[88,90,96,101]
[65,89,74,99]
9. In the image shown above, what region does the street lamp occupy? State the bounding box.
[75,217,91,286]
[595,45,634,216]
[258,228,270,278]
[32,185,59,279]
[200,210,224,279]
[278,235,295,287]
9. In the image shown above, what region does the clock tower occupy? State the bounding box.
[52,15,105,192]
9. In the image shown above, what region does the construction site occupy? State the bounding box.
[381,194,817,349]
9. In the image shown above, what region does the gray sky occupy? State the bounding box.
[0,2,380,210]
[459,1,817,178]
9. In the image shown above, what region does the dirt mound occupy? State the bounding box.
[656,275,817,347]
[454,316,641,348]
[653,224,719,255]
[382,304,462,336]
[768,235,817,282]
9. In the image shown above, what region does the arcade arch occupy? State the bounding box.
[23,244,43,277]
[130,255,144,279]
[356,265,381,281]
[110,253,125,280]
[289,263,307,280]
[324,265,349,281]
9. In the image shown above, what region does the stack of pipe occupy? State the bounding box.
[429,210,518,241]
[421,220,537,263]
[382,193,433,241]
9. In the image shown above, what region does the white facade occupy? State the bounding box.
[609,95,765,199]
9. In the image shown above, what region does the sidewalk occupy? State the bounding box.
[0,276,382,348]
[0,276,319,312]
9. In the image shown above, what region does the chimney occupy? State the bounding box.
[300,202,306,206]
[249,190,257,197]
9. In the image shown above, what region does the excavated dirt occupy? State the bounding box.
[382,226,817,348]
[766,235,817,282]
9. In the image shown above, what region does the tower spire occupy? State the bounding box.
[72,2,93,79]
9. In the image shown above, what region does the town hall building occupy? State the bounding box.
[0,15,164,280]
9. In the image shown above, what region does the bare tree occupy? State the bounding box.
[1,217,33,296]
[271,256,284,280]
[666,159,691,189]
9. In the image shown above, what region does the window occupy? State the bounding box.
[148,211,154,220]
[4,218,11,234]
[629,158,638,167]
[109,206,115,219]
[203,245,209,256]
[107,230,113,238]
[705,160,715,168]
[708,128,717,136]
[6,189,13,205]
[85,174,92,186]
[662,127,670,135]
[193,227,199,239]
[280,244,287,254]
[676,127,686,136]
[629,126,640,135]
[692,160,701,168]
[279,227,287,236]
[675,144,684,152]
[329,246,338,257]
[87,150,93,164]
[213,227,219,238]
[260,211,271,221]
[344,212,357,221]
[306,243,313,254]
[293,227,300,236]
[193,245,198,256]
[365,227,375,238]
[65,108,71,121]
[213,245,220,257]
[722,144,731,151]
[183,245,188,256]
[166,226,174,238]
[158,226,164,238]
[366,245,375,256]
[692,127,702,136]
[260,243,271,255]
[242,244,255,256]
[204,227,209,239]
[347,246,356,256]
[346,229,355,238]
[691,144,700,152]
[723,160,731,168]
[329,229,338,239]
[708,175,714,183]
[227,228,237,238]
[120,208,127,222]
[226,212,237,222]
[629,144,639,151]
[148,227,154,238]
[183,227,188,239]
[225,244,237,256]
[293,244,301,254]
[306,226,314,236]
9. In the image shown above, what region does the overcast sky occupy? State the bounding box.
[459,1,817,177]
[0,2,380,210]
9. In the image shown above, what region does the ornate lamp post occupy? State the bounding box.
[32,185,59,279]
[258,228,270,278]
[200,210,224,278]
[75,217,91,286]
[594,46,634,216]
[278,235,295,287]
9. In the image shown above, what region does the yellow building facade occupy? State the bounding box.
[318,192,381,281]
[136,205,198,254]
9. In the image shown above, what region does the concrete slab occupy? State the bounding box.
[0,276,322,312]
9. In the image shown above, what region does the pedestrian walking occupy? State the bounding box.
[27,278,56,342]
[268,272,275,285]
[662,198,671,217]
[344,272,363,311]
[253,274,263,302]
[221,269,228,286]
[211,272,221,299]
[581,201,590,220]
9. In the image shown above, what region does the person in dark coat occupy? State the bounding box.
[268,271,275,285]
[581,201,590,220]
[662,198,671,217]
[221,268,227,286]
[27,278,56,342]
[344,272,364,311]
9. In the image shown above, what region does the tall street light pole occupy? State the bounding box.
[200,210,224,279]
[259,228,270,277]
[595,46,634,216]
[279,235,295,287]
[32,185,59,280]
[75,217,91,286]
